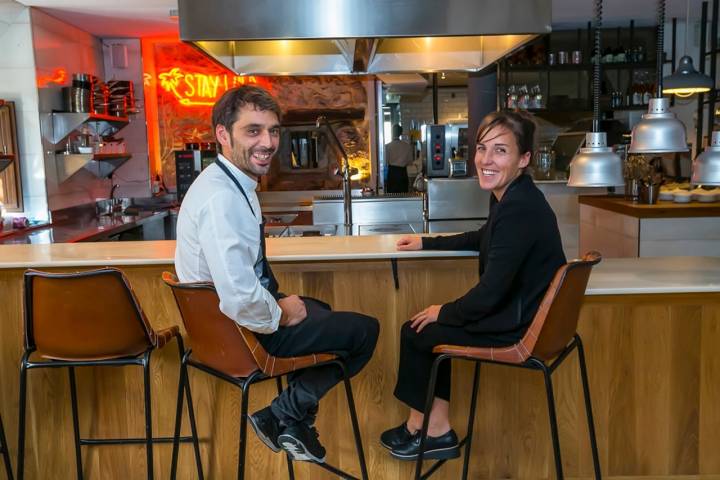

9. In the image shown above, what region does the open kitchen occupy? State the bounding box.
[0,0,719,479]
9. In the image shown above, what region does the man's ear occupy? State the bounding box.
[216,124,231,149]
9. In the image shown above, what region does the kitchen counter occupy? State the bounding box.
[579,194,720,218]
[0,210,168,244]
[0,236,718,296]
[0,236,718,479]
[579,195,720,257]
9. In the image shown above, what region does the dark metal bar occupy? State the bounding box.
[671,17,677,106]
[341,363,369,480]
[0,411,14,480]
[68,367,84,480]
[170,355,186,479]
[576,335,602,479]
[313,461,360,479]
[25,358,144,369]
[276,377,295,480]
[706,0,718,137]
[80,436,194,446]
[142,353,154,480]
[16,355,29,480]
[414,354,448,479]
[237,382,251,480]
[697,1,709,153]
[460,363,481,479]
[534,358,564,479]
[391,258,400,290]
[184,363,205,480]
[656,0,666,97]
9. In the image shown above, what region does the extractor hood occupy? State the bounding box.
[178,0,552,75]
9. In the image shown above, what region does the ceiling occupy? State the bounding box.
[16,0,710,38]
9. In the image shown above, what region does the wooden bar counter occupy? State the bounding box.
[0,237,719,479]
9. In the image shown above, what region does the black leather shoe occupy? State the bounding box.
[248,406,282,453]
[390,429,461,461]
[380,423,414,450]
[278,423,327,463]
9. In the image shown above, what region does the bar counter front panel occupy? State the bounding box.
[0,239,718,479]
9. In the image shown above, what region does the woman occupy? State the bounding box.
[381,111,566,460]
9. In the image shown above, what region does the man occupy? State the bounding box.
[175,86,379,463]
[384,124,415,193]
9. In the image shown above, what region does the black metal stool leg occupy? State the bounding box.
[414,354,448,480]
[0,410,14,480]
[68,367,84,480]
[461,362,481,480]
[170,359,186,480]
[575,336,602,479]
[237,382,251,480]
[142,352,154,480]
[16,353,29,480]
[534,359,564,480]
[184,363,204,480]
[339,363,368,480]
[276,377,295,480]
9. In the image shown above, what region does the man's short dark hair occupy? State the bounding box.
[212,86,282,135]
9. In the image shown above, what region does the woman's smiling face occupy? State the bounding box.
[474,126,531,200]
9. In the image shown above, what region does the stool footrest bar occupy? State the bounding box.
[79,435,194,446]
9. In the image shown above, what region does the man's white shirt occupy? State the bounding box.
[174,154,282,334]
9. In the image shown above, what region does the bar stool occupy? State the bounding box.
[162,272,369,480]
[0,412,12,479]
[414,251,603,480]
[18,268,201,480]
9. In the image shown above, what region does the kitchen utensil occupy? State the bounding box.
[558,51,568,64]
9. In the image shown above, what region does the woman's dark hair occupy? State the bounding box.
[476,111,536,157]
[212,86,282,134]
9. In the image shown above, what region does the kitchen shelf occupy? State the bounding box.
[55,152,132,183]
[45,112,129,144]
[506,61,656,73]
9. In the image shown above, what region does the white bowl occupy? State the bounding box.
[696,191,718,203]
[673,191,692,203]
[77,146,94,154]
[658,189,676,201]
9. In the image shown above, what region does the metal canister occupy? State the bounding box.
[558,51,568,64]
[572,50,582,64]
[547,52,556,66]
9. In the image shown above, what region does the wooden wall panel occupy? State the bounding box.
[0,262,719,479]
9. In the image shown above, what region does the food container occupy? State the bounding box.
[572,50,582,64]
[672,190,692,203]
[558,51,568,64]
[658,188,676,201]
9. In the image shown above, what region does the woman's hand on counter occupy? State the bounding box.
[278,295,308,327]
[396,235,423,251]
[410,304,441,332]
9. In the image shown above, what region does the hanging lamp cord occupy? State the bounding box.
[656,0,666,97]
[592,0,602,132]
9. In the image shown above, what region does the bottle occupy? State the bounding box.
[152,174,162,195]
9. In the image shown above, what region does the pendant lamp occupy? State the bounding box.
[568,0,624,187]
[629,0,689,154]
[692,131,720,185]
[662,0,713,97]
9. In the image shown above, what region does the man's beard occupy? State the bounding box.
[229,143,275,178]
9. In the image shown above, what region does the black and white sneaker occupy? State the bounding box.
[248,406,282,453]
[278,424,327,463]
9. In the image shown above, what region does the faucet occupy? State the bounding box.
[316,116,355,235]
[109,183,121,214]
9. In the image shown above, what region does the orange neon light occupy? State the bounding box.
[157,67,265,107]
[37,68,68,87]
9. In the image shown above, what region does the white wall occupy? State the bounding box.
[0,0,48,221]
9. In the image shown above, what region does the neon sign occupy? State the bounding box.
[157,67,268,107]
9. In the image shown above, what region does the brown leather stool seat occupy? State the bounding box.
[17,268,201,480]
[414,252,604,480]
[163,272,369,480]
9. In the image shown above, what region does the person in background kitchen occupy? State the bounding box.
[175,86,379,463]
[380,111,566,461]
[384,124,415,193]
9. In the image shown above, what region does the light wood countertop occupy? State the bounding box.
[579,194,720,218]
[0,236,718,296]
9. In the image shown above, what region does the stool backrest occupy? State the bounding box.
[523,251,602,361]
[24,268,156,361]
[162,272,264,378]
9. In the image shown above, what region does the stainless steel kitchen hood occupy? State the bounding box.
[179,0,551,75]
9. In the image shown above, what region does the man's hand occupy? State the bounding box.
[278,295,307,327]
[396,235,423,251]
[410,305,441,333]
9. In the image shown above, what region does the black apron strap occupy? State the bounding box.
[214,159,280,298]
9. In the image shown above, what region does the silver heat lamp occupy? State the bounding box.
[692,131,720,185]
